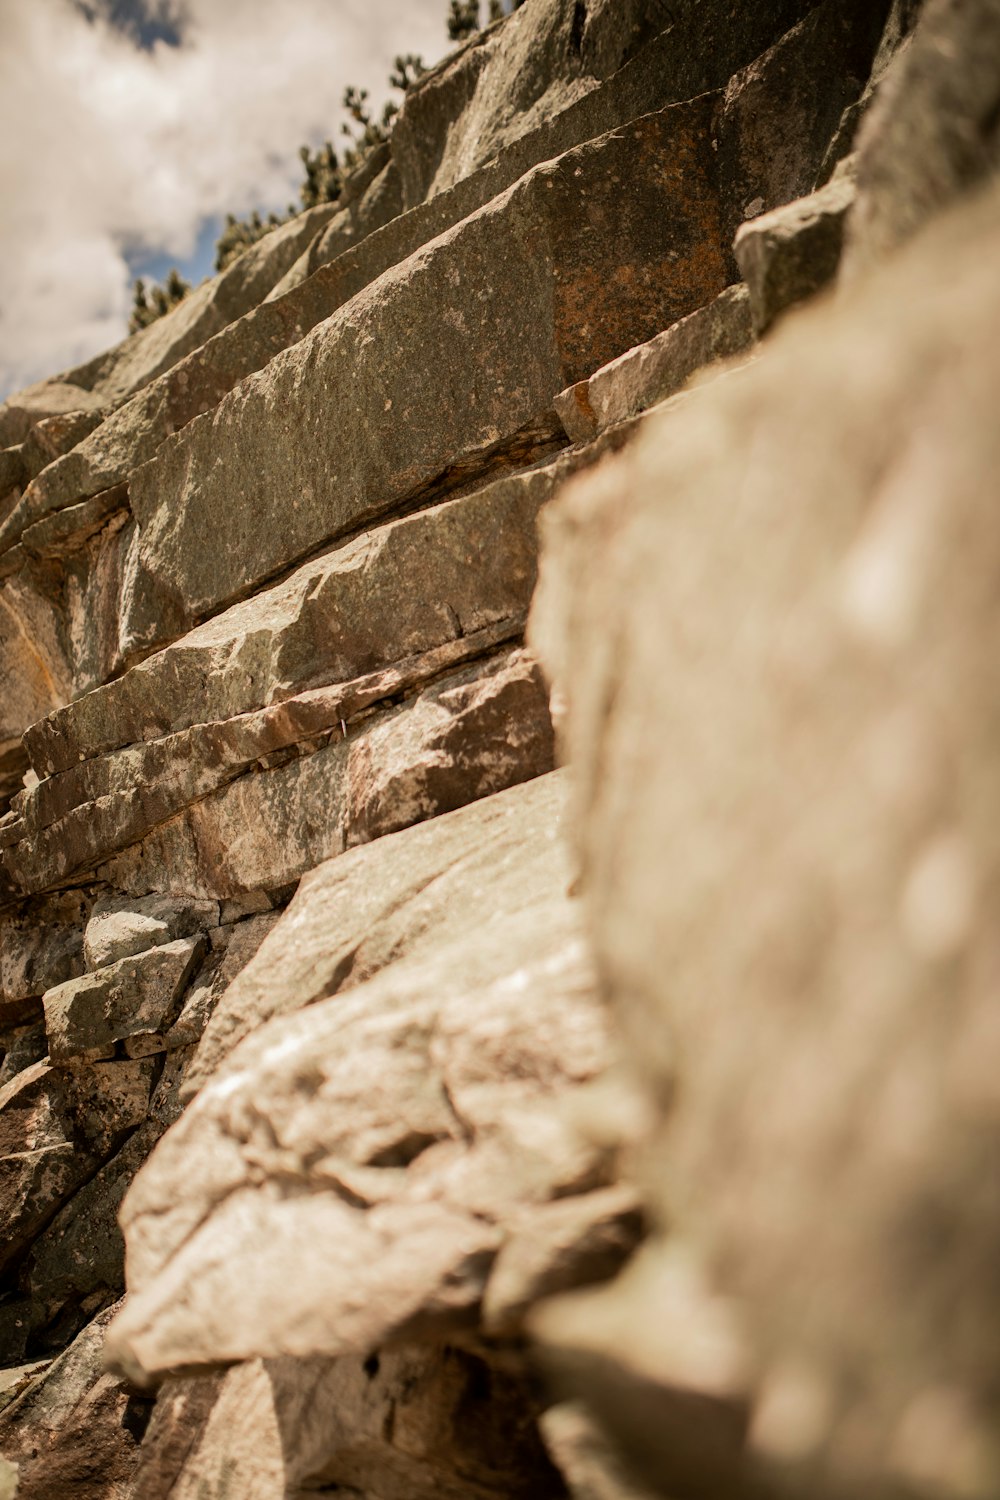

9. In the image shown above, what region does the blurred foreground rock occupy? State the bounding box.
[531,143,1000,1500]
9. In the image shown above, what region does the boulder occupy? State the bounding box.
[42,936,206,1063]
[529,178,1000,1498]
[103,771,619,1382]
[83,893,218,970]
[128,1347,564,1500]
[184,769,574,1094]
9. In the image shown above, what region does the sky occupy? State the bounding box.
[0,0,457,402]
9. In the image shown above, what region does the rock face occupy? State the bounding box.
[529,31,1000,1500]
[2,0,997,1496]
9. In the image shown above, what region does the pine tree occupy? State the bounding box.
[128,267,190,333]
[447,0,524,40]
[300,140,341,210]
[447,0,479,39]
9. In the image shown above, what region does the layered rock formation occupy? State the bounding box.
[2,0,998,1496]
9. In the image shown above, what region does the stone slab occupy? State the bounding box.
[42,936,205,1063]
[104,775,612,1382]
[555,285,754,441]
[23,450,570,780]
[123,100,727,637]
[734,171,856,333]
[89,646,554,903]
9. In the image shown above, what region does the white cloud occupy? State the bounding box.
[0,0,450,401]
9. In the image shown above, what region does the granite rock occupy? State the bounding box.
[83,894,218,971]
[128,1347,564,1500]
[0,1304,153,1500]
[555,285,754,441]
[844,0,1000,276]
[42,937,205,1063]
[530,176,1000,1499]
[104,771,614,1382]
[124,100,727,639]
[734,171,856,333]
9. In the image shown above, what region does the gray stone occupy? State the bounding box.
[23,450,572,779]
[844,0,1000,277]
[530,178,1000,1500]
[0,893,88,1009]
[0,1057,155,1278]
[19,485,128,563]
[104,771,614,1382]
[89,646,554,903]
[0,383,105,450]
[83,893,218,970]
[42,936,205,1063]
[0,1304,153,1499]
[734,172,856,334]
[19,409,107,485]
[715,0,892,251]
[184,769,572,1095]
[555,286,754,441]
[123,101,727,640]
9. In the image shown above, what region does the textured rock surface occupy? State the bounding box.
[0,1304,154,1498]
[124,101,727,642]
[43,936,205,1062]
[555,285,754,441]
[128,1347,566,1500]
[844,0,1000,275]
[734,171,856,333]
[105,772,624,1381]
[4,1,997,1495]
[530,174,1000,1499]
